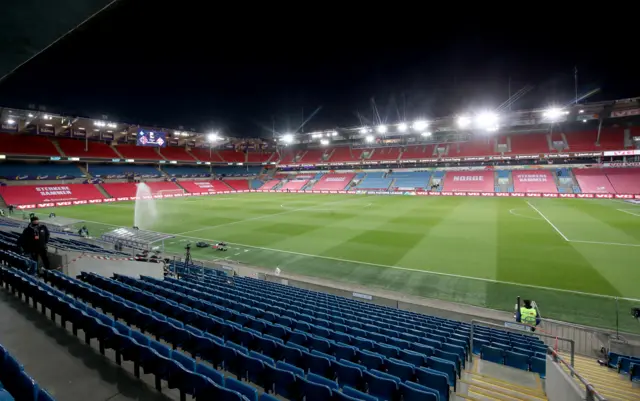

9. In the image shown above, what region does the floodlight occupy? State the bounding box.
[28,113,34,118]
[94,121,106,127]
[365,135,374,143]
[421,131,432,137]
[457,116,471,129]
[412,120,428,131]
[475,112,499,129]
[359,127,369,134]
[579,109,584,114]
[397,122,408,132]
[376,124,387,134]
[542,107,566,120]
[330,130,338,137]
[43,114,51,120]
[6,119,15,125]
[208,133,220,142]
[281,133,293,144]
[320,138,330,145]
[107,123,117,128]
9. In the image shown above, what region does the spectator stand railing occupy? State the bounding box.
[0,249,38,275]
[548,348,607,401]
[470,319,576,367]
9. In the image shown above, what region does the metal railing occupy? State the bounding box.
[469,319,575,367]
[549,348,607,401]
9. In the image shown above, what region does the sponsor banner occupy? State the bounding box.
[55,201,72,206]
[72,129,86,138]
[137,129,167,147]
[603,149,640,156]
[604,162,640,167]
[37,203,55,208]
[116,197,129,201]
[352,292,373,300]
[614,194,634,199]
[559,194,576,198]
[72,200,87,205]
[595,194,613,199]
[610,108,640,118]
[103,198,117,203]
[37,125,55,135]
[88,199,103,204]
[17,204,36,209]
[1,122,18,132]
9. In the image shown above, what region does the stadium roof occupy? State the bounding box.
[0,1,116,84]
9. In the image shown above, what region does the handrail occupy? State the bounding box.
[549,348,607,401]
[469,319,575,368]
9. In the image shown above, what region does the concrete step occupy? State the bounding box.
[471,359,544,392]
[461,378,546,401]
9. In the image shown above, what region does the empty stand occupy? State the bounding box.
[604,168,640,194]
[223,180,250,191]
[280,178,310,191]
[389,171,432,190]
[277,150,300,164]
[0,163,84,179]
[369,147,401,162]
[564,130,598,151]
[356,173,392,190]
[329,147,359,163]
[87,164,161,178]
[159,146,197,161]
[508,133,550,154]
[260,180,281,190]
[217,150,246,163]
[247,151,274,163]
[0,133,60,156]
[573,169,616,194]
[512,170,558,193]
[56,138,119,158]
[298,149,326,164]
[0,184,105,205]
[453,138,496,157]
[214,166,261,176]
[401,146,429,160]
[189,147,225,162]
[598,127,627,150]
[163,166,211,177]
[311,173,355,190]
[170,180,231,194]
[114,144,163,160]
[442,171,494,192]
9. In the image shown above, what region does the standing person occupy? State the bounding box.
[17,216,51,271]
[519,299,539,331]
[8,205,14,215]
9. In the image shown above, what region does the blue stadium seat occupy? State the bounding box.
[530,357,546,378]
[335,359,364,390]
[298,375,333,401]
[386,358,415,382]
[342,385,379,401]
[307,372,339,391]
[481,346,504,364]
[225,377,258,401]
[505,351,529,371]
[400,381,438,401]
[364,370,398,401]
[416,367,450,401]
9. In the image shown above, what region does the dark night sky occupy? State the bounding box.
[0,1,637,137]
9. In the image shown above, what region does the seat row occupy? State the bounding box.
[0,266,256,401]
[157,275,468,367]
[607,352,640,381]
[177,272,544,356]
[73,271,454,401]
[0,344,54,401]
[480,346,546,378]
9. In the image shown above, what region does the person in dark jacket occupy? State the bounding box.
[17,216,51,270]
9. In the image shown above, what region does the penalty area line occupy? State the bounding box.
[526,201,570,241]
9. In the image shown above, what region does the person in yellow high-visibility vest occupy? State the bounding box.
[520,299,538,330]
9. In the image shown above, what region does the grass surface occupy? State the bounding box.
[32,193,640,333]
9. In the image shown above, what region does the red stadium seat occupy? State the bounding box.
[573,169,616,194]
[178,180,233,193]
[598,128,627,150]
[298,149,327,164]
[189,147,225,162]
[280,178,310,191]
[0,134,60,156]
[260,179,281,190]
[442,171,494,192]
[400,146,429,160]
[452,138,496,157]
[114,144,164,160]
[369,147,401,161]
[605,168,640,194]
[0,184,104,205]
[512,171,558,193]
[508,133,550,154]
[57,138,119,158]
[217,150,246,163]
[311,174,355,190]
[328,147,359,163]
[159,146,197,161]
[101,182,182,198]
[247,151,275,163]
[564,130,598,151]
[223,179,250,191]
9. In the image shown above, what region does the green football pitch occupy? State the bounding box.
[35,193,640,333]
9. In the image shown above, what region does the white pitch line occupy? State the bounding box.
[618,209,640,217]
[569,240,640,248]
[509,208,542,221]
[526,201,570,241]
[176,195,370,236]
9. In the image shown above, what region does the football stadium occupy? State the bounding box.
[1,99,640,401]
[1,7,640,399]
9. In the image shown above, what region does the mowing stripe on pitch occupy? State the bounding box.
[526,201,570,241]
